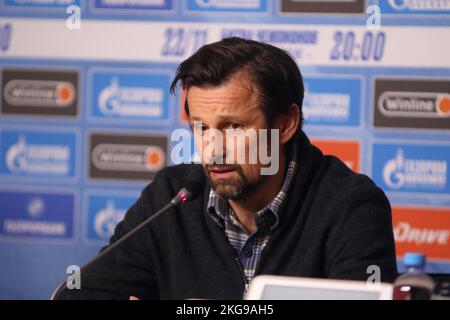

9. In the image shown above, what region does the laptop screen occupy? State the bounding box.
[260,284,381,300]
[245,275,393,300]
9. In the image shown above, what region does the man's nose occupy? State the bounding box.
[203,129,226,164]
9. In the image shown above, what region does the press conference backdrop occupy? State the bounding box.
[0,0,449,299]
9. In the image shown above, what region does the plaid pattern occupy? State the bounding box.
[207,149,297,286]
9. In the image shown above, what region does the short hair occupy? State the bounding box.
[170,37,304,130]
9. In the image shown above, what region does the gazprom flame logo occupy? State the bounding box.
[5,135,70,175]
[94,199,126,239]
[27,197,45,218]
[302,83,351,122]
[383,148,447,190]
[98,77,164,117]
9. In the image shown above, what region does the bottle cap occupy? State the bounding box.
[404,252,426,268]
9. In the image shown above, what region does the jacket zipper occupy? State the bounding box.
[234,256,249,293]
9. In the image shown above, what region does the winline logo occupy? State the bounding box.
[4,79,75,108]
[378,92,450,118]
[92,143,165,172]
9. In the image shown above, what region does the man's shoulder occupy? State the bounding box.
[318,154,381,196]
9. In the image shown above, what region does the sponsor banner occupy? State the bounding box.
[186,0,269,13]
[280,0,365,14]
[0,128,78,180]
[372,142,450,195]
[393,206,450,261]
[85,192,137,242]
[0,189,75,240]
[311,139,361,172]
[88,132,167,182]
[379,0,450,15]
[3,0,80,10]
[303,75,362,127]
[92,0,173,11]
[1,68,79,118]
[89,69,171,123]
[373,78,450,131]
[2,18,450,68]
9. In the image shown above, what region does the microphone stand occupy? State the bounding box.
[50,188,191,300]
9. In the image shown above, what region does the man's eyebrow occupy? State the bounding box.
[190,115,239,122]
[189,116,203,123]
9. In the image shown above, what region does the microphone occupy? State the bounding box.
[51,166,205,299]
[171,181,203,204]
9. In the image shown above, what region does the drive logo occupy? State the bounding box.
[0,129,77,180]
[89,132,167,181]
[0,190,75,240]
[303,76,361,127]
[372,143,450,195]
[373,79,450,130]
[311,139,360,172]
[392,207,450,261]
[90,70,171,122]
[1,68,79,117]
[380,0,450,14]
[187,0,268,12]
[86,194,137,241]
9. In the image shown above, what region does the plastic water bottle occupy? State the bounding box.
[393,253,435,300]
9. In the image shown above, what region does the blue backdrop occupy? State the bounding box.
[1,0,450,299]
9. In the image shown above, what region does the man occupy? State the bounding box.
[55,37,397,300]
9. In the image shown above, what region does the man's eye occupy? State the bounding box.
[229,123,243,129]
[192,123,208,131]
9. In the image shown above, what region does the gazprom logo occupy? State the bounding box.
[98,77,164,117]
[27,197,45,218]
[6,135,70,175]
[303,83,351,122]
[93,199,125,239]
[382,148,447,190]
[388,0,450,11]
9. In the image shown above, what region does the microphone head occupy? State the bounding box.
[175,165,205,203]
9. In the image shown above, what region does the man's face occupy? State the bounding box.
[187,74,271,200]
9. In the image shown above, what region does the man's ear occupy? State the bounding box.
[276,104,300,145]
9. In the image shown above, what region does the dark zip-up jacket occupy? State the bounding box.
[55,132,397,299]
